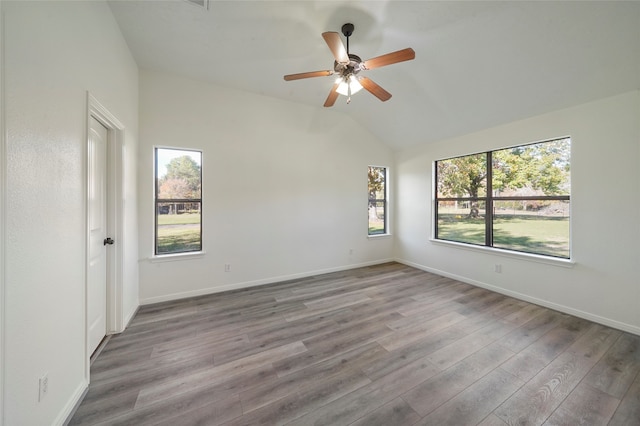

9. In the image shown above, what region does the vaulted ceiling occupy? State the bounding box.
[108,1,640,150]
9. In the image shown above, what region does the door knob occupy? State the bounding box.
[103,237,115,246]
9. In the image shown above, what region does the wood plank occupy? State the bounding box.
[134,363,276,409]
[68,389,138,425]
[477,413,509,425]
[240,342,386,413]
[426,332,496,371]
[366,325,467,381]
[348,398,420,426]
[608,369,640,425]
[583,332,640,399]
[542,382,620,425]
[403,342,516,416]
[273,339,388,378]
[95,387,242,426]
[289,353,440,425]
[379,310,467,351]
[500,315,593,382]
[223,367,371,426]
[494,324,621,425]
[153,393,242,426]
[68,263,640,426]
[415,368,523,426]
[497,310,565,352]
[302,289,372,311]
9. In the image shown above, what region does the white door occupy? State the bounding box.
[87,116,109,355]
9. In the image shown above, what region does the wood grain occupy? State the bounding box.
[542,382,620,425]
[68,262,640,426]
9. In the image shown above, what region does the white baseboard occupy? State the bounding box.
[58,379,88,426]
[396,258,640,336]
[123,304,139,329]
[140,259,395,305]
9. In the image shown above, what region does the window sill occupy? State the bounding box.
[148,251,206,263]
[429,239,575,268]
[368,233,392,239]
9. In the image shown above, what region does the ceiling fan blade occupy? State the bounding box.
[283,70,333,81]
[322,32,349,64]
[359,77,392,102]
[324,83,340,107]
[362,48,415,70]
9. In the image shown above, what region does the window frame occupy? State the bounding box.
[434,137,571,259]
[154,147,203,256]
[368,165,389,236]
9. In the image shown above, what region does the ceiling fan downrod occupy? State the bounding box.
[342,23,354,55]
[342,23,356,104]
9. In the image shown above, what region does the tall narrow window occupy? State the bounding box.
[155,148,202,255]
[368,166,387,235]
[435,137,570,258]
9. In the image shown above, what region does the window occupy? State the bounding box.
[155,148,202,255]
[368,166,387,235]
[435,137,570,258]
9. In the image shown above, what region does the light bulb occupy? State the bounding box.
[335,75,363,96]
[349,75,363,94]
[336,80,349,96]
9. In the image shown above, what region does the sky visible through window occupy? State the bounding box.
[156,148,201,178]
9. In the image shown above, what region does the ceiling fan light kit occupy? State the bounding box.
[283,23,415,107]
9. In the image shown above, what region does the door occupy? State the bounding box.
[87,116,108,355]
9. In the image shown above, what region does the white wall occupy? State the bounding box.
[138,70,394,303]
[3,1,138,424]
[1,3,6,424]
[396,90,640,334]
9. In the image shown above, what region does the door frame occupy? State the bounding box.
[85,93,125,379]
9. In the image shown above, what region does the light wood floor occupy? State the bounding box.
[69,262,640,425]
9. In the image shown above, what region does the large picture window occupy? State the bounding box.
[435,137,570,258]
[368,166,387,235]
[155,148,202,255]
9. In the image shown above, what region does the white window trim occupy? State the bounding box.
[429,238,575,268]
[149,251,206,262]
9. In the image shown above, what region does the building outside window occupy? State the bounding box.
[368,166,387,235]
[155,148,202,255]
[435,137,570,258]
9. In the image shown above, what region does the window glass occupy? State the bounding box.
[155,148,202,255]
[436,200,486,245]
[368,166,387,235]
[437,153,487,199]
[435,137,570,258]
[493,200,570,257]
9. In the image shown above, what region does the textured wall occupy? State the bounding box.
[138,70,395,303]
[3,1,138,424]
[396,90,640,334]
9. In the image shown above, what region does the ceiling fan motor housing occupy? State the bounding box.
[334,54,363,77]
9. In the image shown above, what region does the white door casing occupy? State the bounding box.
[87,116,108,356]
[85,93,125,381]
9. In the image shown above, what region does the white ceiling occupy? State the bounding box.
[108,0,640,150]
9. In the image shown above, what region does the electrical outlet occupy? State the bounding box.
[494,264,502,273]
[349,248,354,255]
[224,264,231,272]
[39,373,49,402]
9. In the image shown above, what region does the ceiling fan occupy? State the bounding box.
[284,23,416,107]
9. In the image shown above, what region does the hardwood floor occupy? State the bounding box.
[69,263,640,425]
